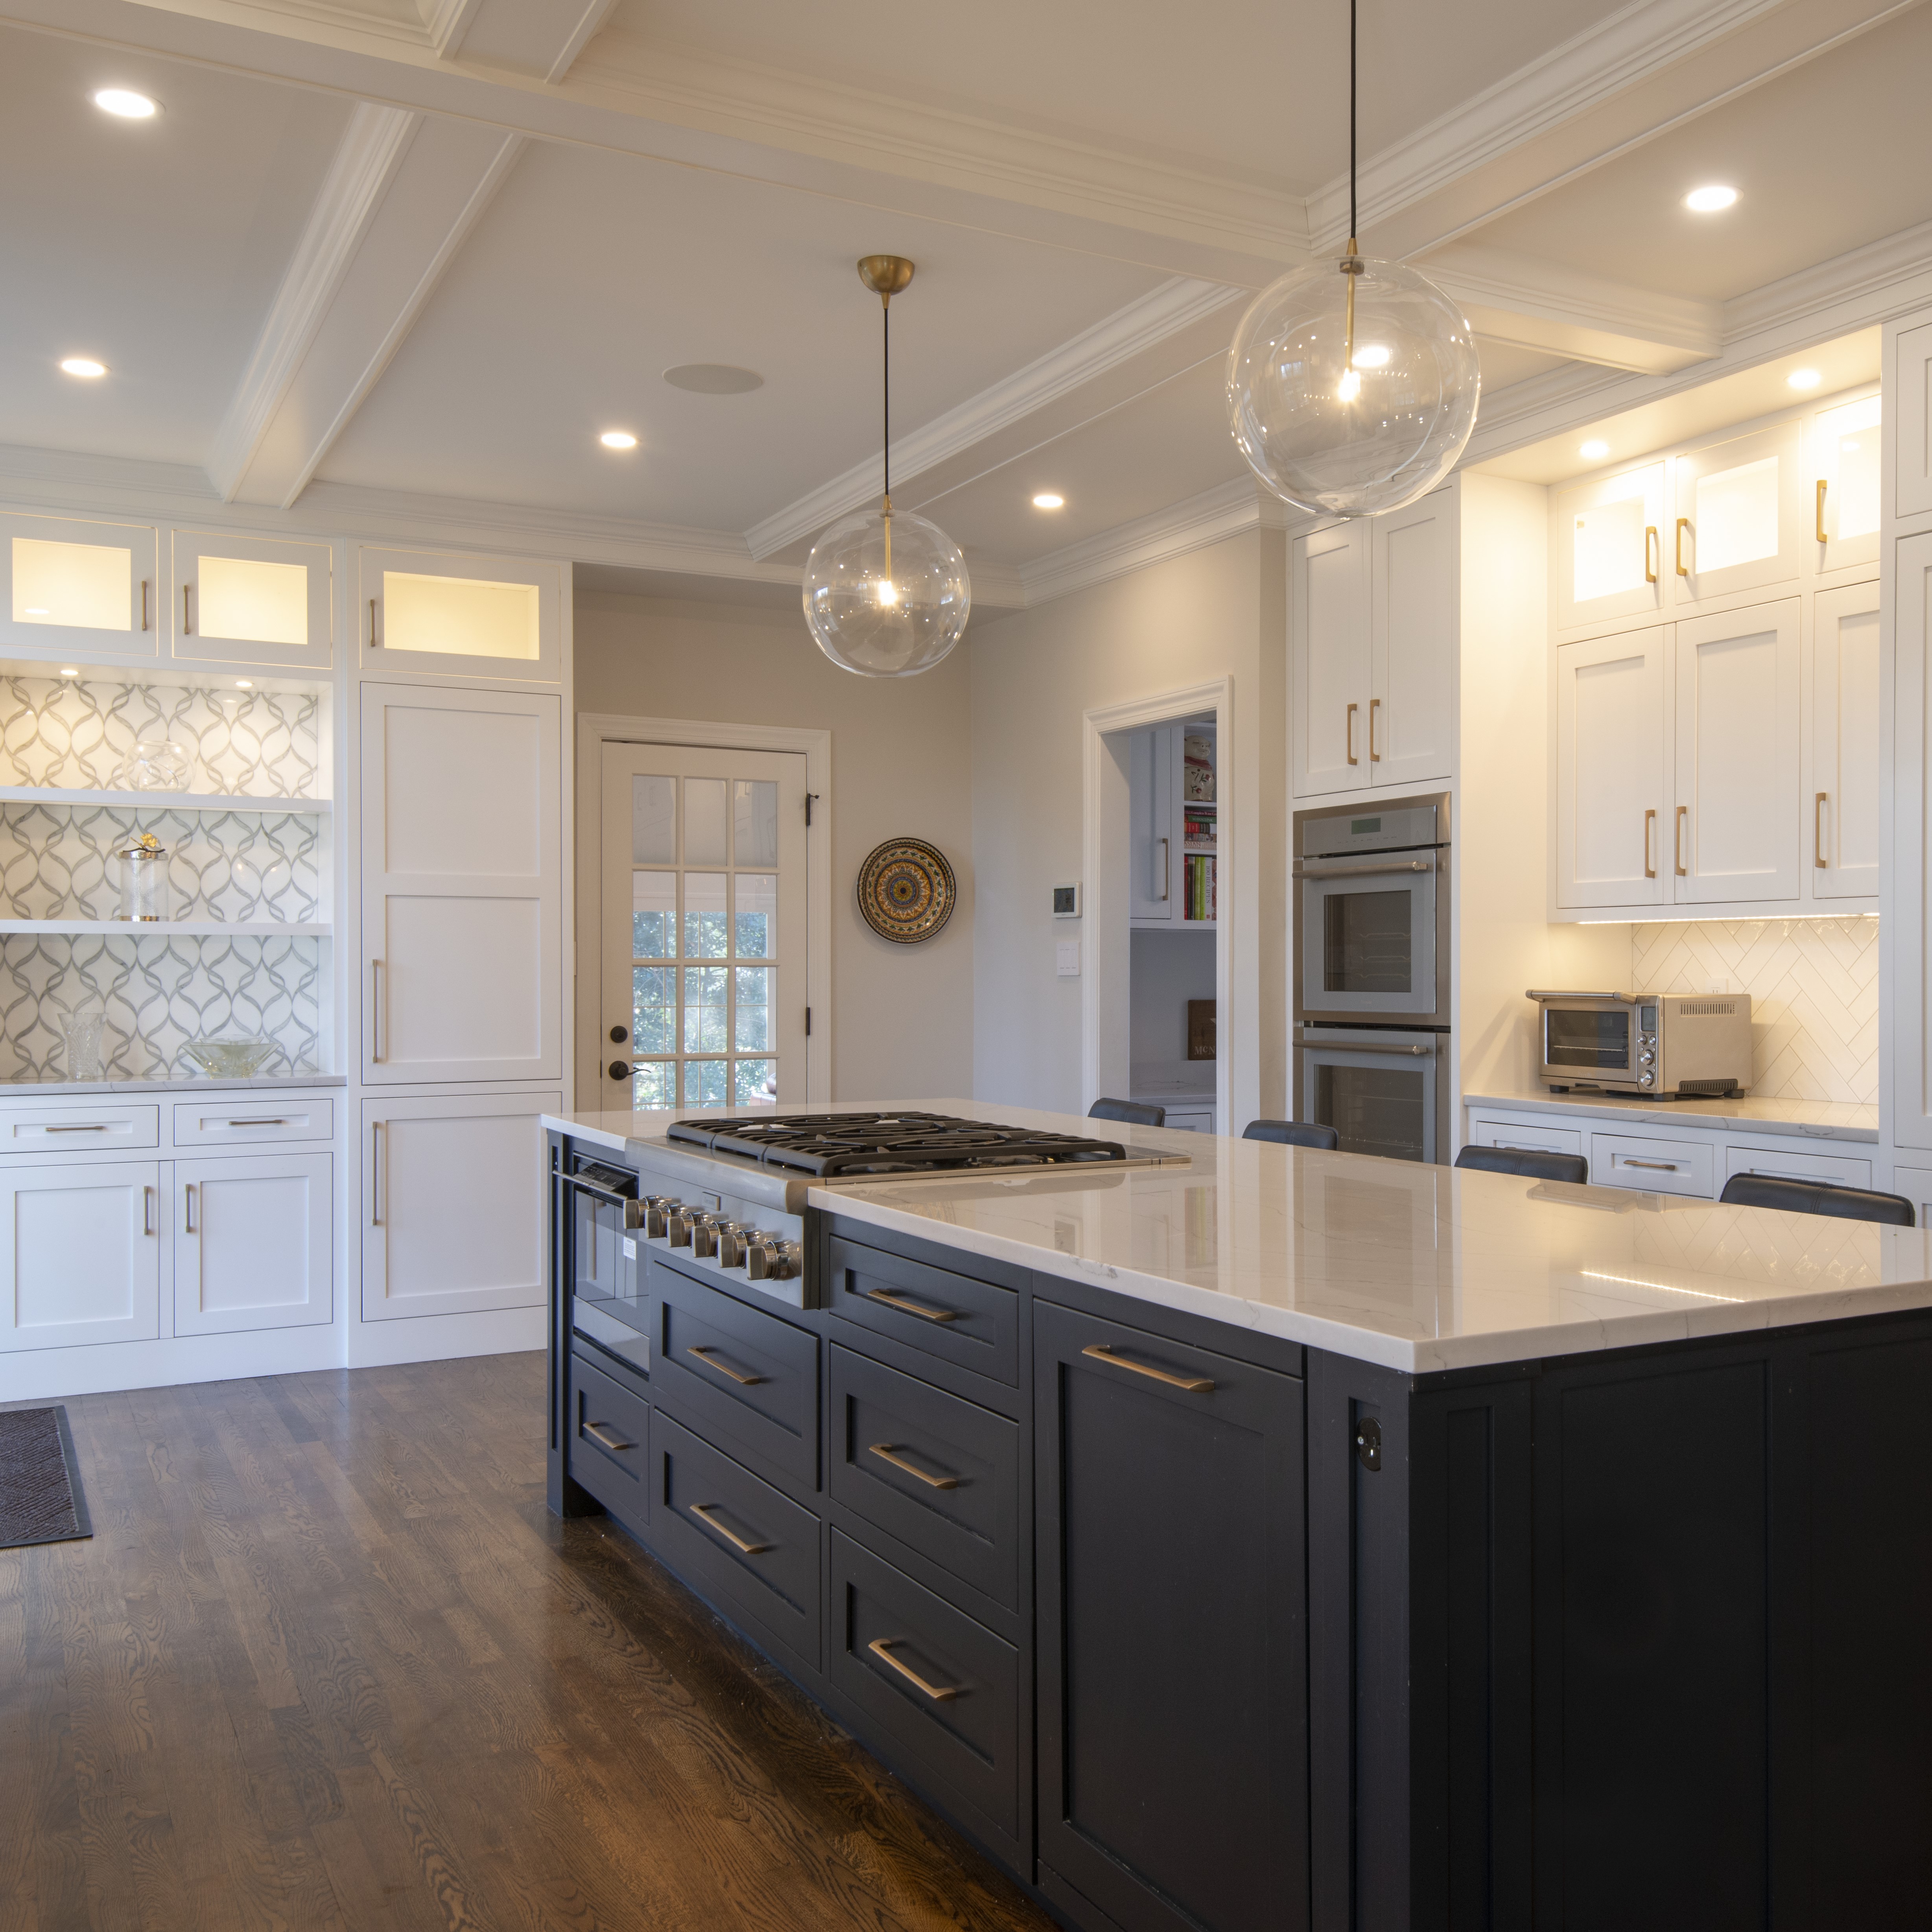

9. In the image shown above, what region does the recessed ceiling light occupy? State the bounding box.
[59,667,79,677]
[59,357,107,378]
[1684,184,1738,213]
[93,88,157,118]
[662,363,764,395]
[234,678,253,689]
[599,430,638,450]
[1032,492,1066,510]
[24,608,49,617]
[1787,367,1822,391]
[1580,439,1610,461]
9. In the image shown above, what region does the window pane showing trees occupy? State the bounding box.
[627,767,786,1112]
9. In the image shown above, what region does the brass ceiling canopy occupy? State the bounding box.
[856,255,915,303]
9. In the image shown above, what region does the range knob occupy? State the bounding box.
[714,1222,755,1268]
[747,1237,802,1282]
[688,1213,723,1258]
[640,1196,677,1238]
[666,1205,702,1248]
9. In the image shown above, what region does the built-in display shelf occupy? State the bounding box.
[0,919,329,937]
[0,787,328,815]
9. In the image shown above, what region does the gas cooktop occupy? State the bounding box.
[666,1110,1138,1178]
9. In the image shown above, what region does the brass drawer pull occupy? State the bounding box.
[223,1117,291,1127]
[868,1443,960,1490]
[1622,1158,1679,1171]
[862,1286,958,1324]
[689,1502,769,1555]
[582,1420,635,1452]
[44,1123,110,1132]
[1082,1343,1213,1392]
[867,1637,959,1702]
[686,1344,766,1386]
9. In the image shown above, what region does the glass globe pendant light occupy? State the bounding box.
[804,256,972,676]
[1226,0,1479,517]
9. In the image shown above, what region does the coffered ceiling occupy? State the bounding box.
[2,0,1929,607]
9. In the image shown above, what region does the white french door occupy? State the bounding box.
[599,743,807,1112]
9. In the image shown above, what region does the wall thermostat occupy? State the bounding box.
[1053,883,1081,918]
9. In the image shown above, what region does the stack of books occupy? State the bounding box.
[1183,853,1217,922]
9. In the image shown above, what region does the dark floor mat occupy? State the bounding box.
[0,1406,92,1548]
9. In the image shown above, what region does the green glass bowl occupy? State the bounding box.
[181,1039,279,1079]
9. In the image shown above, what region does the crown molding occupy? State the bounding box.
[745,277,1242,561]
[1724,213,1932,344]
[206,102,419,502]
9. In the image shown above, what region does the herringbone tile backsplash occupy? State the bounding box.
[1631,918,1878,1103]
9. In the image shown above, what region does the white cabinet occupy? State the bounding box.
[1672,598,1800,905]
[1129,726,1174,923]
[1551,461,1665,630]
[1812,581,1881,898]
[173,1151,332,1337]
[1291,521,1370,794]
[361,683,563,1083]
[361,1091,558,1320]
[170,529,334,671]
[1,510,159,662]
[358,544,562,682]
[0,1160,160,1351]
[1553,626,1669,909]
[1163,1104,1217,1135]
[1896,320,1932,522]
[1810,395,1881,574]
[1668,422,1806,606]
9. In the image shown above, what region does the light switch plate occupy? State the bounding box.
[1056,940,1081,978]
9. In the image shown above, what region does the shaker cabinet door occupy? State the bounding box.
[1552,461,1666,630]
[1553,626,1670,910]
[0,511,160,662]
[0,1160,161,1351]
[1369,485,1453,788]
[1292,522,1371,796]
[173,1152,332,1337]
[1810,581,1881,900]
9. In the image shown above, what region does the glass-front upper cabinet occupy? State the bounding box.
[170,530,334,671]
[1668,421,1805,606]
[1810,393,1882,574]
[1,510,160,663]
[1550,461,1666,631]
[358,545,562,683]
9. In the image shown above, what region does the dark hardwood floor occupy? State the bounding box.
[0,1353,1058,1932]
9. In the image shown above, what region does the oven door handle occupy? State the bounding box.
[1298,857,1434,879]
[1298,1035,1438,1056]
[1525,990,1633,1002]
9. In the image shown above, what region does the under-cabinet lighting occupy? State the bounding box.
[1582,1269,1744,1303]
[1684,184,1737,212]
[59,357,107,378]
[1787,368,1822,391]
[599,430,637,450]
[1580,439,1609,461]
[93,88,157,118]
[1031,492,1065,510]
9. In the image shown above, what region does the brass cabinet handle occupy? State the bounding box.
[1674,804,1688,878]
[1081,1342,1214,1393]
[1369,696,1381,761]
[1816,478,1828,545]
[1644,525,1659,584]
[1622,1158,1679,1171]
[44,1123,109,1132]
[1643,807,1657,879]
[140,579,150,630]
[868,1443,960,1490]
[689,1502,769,1555]
[1345,701,1359,764]
[184,1182,196,1233]
[867,1637,959,1702]
[182,583,193,633]
[582,1420,634,1453]
[223,1118,290,1127]
[1674,517,1691,577]
[369,597,380,647]
[686,1344,765,1386]
[143,1185,155,1237]
[1815,791,1828,868]
[862,1285,958,1324]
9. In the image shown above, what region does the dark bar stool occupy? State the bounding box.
[1454,1144,1589,1185]
[1243,1119,1339,1150]
[1089,1098,1165,1127]
[1718,1172,1915,1226]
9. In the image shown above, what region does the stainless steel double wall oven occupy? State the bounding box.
[1293,793,1451,1163]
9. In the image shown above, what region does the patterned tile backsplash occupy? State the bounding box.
[1631,918,1878,1104]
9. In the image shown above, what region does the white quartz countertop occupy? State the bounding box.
[4,1073,345,1097]
[542,1100,1932,1375]
[1464,1089,1879,1143]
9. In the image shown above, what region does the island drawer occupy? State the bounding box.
[650,1256,819,1487]
[653,1411,821,1673]
[827,1236,1018,1386]
[829,1346,1020,1612]
[1722,1144,1874,1191]
[829,1528,1020,1846]
[1590,1133,1716,1197]
[1468,1116,1585,1159]
[0,1101,158,1152]
[568,1355,649,1523]
[171,1096,334,1147]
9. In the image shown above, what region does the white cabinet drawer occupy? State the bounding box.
[1722,1144,1873,1192]
[1164,1107,1216,1135]
[172,1095,334,1147]
[1469,1117,1585,1159]
[1591,1133,1716,1197]
[0,1102,159,1153]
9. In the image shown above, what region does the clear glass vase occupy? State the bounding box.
[57,1009,106,1083]
[118,837,170,922]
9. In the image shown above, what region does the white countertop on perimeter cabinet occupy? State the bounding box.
[544,1100,1932,1376]
[2,1073,347,1097]
[1463,1089,1879,1144]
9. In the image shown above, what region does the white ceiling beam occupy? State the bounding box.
[213,112,525,507]
[437,0,618,80]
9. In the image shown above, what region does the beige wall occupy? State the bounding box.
[573,592,975,1101]
[968,530,1287,1124]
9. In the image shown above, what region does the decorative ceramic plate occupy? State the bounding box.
[857,837,956,943]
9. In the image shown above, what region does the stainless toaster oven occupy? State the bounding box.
[1527,990,1754,1097]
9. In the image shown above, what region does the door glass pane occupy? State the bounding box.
[684,1059,728,1107]
[734,1058,777,1107]
[1315,1064,1428,1162]
[632,776,675,863]
[734,779,778,865]
[1322,889,1413,993]
[684,873,728,957]
[736,873,776,958]
[199,555,306,645]
[633,872,676,957]
[13,537,130,630]
[1573,498,1644,602]
[686,778,728,863]
[632,1062,675,1108]
[1694,456,1778,571]
[382,571,539,659]
[734,967,771,1049]
[632,967,675,1053]
[1546,1009,1631,1069]
[683,966,727,1050]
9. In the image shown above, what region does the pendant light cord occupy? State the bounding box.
[1349,0,1357,244]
